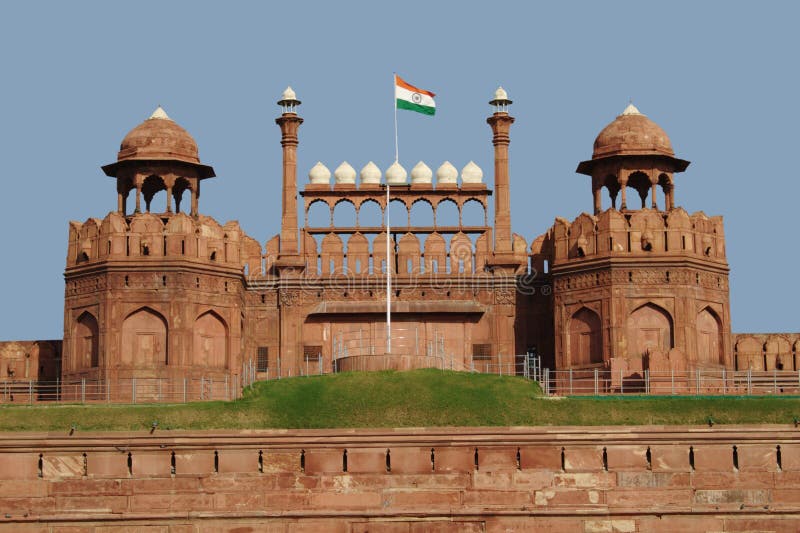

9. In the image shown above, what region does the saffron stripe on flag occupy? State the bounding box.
[396,76,436,97]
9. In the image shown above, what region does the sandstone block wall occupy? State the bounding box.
[0,426,798,531]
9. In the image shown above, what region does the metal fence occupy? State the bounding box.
[540,368,800,396]
[0,375,241,405]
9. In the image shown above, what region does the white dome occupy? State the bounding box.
[410,161,433,184]
[282,86,297,100]
[308,162,331,184]
[385,161,408,184]
[461,161,483,183]
[494,87,508,100]
[360,161,382,184]
[334,161,357,184]
[436,161,458,184]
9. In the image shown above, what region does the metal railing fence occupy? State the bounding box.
[539,368,800,396]
[0,375,241,405]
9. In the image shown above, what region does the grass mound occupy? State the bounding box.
[0,369,799,432]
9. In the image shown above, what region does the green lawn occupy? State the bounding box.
[0,369,798,432]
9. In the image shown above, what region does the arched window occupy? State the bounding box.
[626,303,673,357]
[697,308,724,365]
[332,200,357,227]
[569,308,603,366]
[193,311,228,368]
[409,199,434,227]
[121,308,168,367]
[75,312,99,369]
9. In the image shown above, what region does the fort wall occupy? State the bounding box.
[0,426,799,531]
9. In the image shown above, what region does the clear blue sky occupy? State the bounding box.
[0,1,797,339]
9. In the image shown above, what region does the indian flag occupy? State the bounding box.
[395,75,436,116]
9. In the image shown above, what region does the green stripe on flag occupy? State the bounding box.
[397,99,435,115]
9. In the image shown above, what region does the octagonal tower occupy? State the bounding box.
[62,108,259,398]
[548,104,731,382]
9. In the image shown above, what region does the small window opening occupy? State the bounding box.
[213,451,219,473]
[127,452,132,476]
[181,240,185,255]
[516,447,521,470]
[124,275,129,287]
[733,446,739,471]
[430,448,435,471]
[162,275,166,287]
[258,451,264,473]
[210,251,217,261]
[142,244,150,256]
[170,451,176,475]
[342,449,348,472]
[602,447,608,471]
[385,449,391,472]
[38,454,43,478]
[474,448,479,470]
[777,445,783,471]
[646,447,652,470]
[628,271,633,282]
[689,446,695,471]
[561,447,566,471]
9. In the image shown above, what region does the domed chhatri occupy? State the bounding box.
[592,103,674,159]
[116,106,201,165]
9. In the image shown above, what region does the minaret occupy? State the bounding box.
[275,87,303,258]
[487,87,514,254]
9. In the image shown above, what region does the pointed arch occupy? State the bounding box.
[696,307,724,365]
[121,307,168,367]
[74,311,99,369]
[307,199,331,228]
[626,303,673,357]
[409,198,434,227]
[193,310,228,369]
[569,307,603,366]
[332,199,357,227]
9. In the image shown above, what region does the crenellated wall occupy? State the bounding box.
[733,333,800,371]
[0,426,798,531]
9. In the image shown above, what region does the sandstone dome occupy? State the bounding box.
[592,104,673,159]
[116,107,201,164]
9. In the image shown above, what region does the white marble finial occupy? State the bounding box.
[410,161,433,184]
[621,103,643,116]
[385,161,408,184]
[308,162,331,184]
[149,106,171,120]
[360,161,382,184]
[461,161,484,183]
[282,86,297,100]
[436,161,458,184]
[494,87,508,100]
[334,161,357,184]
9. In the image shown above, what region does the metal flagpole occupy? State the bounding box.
[387,73,397,354]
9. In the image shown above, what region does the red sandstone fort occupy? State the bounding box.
[2,89,800,531]
[0,87,797,393]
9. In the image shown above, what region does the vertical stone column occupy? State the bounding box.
[276,112,304,256]
[487,112,514,252]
